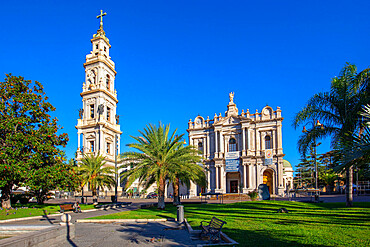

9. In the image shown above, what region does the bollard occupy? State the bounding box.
[177,205,184,223]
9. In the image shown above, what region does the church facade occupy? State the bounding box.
[75,12,122,195]
[187,93,292,196]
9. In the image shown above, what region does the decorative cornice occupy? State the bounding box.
[84,58,117,75]
[80,89,118,103]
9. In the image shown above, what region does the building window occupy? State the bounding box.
[104,46,107,52]
[229,138,237,152]
[265,135,271,149]
[90,104,95,119]
[90,141,95,152]
[95,44,98,50]
[106,142,111,154]
[107,107,110,121]
[106,74,110,90]
[198,141,203,154]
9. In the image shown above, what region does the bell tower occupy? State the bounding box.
[76,10,122,187]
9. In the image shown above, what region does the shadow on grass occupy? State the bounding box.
[219,227,329,247]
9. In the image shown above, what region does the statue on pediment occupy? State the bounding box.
[229,92,234,103]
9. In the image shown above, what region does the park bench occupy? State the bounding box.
[200,217,227,242]
[59,204,74,213]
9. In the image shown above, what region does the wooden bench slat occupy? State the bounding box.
[59,204,74,213]
[200,217,226,242]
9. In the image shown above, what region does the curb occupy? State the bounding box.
[0,208,102,224]
[76,218,167,223]
[0,213,64,224]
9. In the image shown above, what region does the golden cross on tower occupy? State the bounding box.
[97,10,107,29]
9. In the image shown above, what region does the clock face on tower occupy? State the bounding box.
[196,119,201,124]
[263,108,270,116]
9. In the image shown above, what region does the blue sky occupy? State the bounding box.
[2,1,370,170]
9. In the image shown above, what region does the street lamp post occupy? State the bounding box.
[302,120,324,202]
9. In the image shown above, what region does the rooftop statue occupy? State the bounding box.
[229,92,234,103]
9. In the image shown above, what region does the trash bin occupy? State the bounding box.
[111,195,117,203]
[177,205,184,223]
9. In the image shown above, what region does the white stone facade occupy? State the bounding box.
[187,93,289,196]
[75,22,122,195]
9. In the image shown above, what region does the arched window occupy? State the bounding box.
[106,74,110,90]
[265,135,271,149]
[229,138,237,152]
[198,141,203,154]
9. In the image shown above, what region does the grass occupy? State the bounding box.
[0,203,96,221]
[89,201,370,247]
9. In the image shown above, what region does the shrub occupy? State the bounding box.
[247,190,259,201]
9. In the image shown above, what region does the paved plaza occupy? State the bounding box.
[1,195,369,246]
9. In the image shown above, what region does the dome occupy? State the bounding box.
[283,160,292,168]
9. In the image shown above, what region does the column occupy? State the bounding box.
[247,165,252,189]
[277,122,283,154]
[203,137,206,158]
[100,127,104,153]
[243,164,247,190]
[207,165,211,192]
[95,130,99,154]
[255,164,259,188]
[221,165,226,193]
[77,132,81,151]
[215,131,218,154]
[215,165,219,189]
[220,132,224,156]
[242,128,246,155]
[207,132,210,157]
[246,129,249,150]
[82,133,86,153]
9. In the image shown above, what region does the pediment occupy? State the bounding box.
[86,133,95,139]
[219,116,241,125]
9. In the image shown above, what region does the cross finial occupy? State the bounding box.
[97,10,107,30]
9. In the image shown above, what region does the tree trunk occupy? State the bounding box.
[157,177,166,210]
[346,166,353,207]
[1,184,12,209]
[36,191,45,205]
[173,178,180,206]
[92,189,98,203]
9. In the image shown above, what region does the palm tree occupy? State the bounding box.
[168,158,207,205]
[120,123,205,209]
[77,153,115,203]
[293,63,369,206]
[335,105,370,171]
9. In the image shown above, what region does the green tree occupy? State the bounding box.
[0,75,68,208]
[295,159,314,188]
[77,153,115,203]
[26,155,79,204]
[293,63,369,206]
[120,123,205,209]
[319,169,337,193]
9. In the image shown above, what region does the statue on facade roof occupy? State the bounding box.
[229,92,234,103]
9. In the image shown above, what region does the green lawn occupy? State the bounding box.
[0,203,96,220]
[89,201,370,247]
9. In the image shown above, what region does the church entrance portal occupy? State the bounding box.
[263,170,273,194]
[226,172,240,193]
[230,181,238,193]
